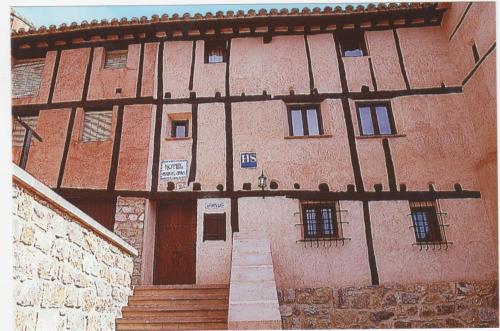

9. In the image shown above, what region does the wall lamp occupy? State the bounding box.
[258,170,267,198]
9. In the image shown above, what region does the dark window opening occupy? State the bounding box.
[203,213,226,241]
[205,40,227,64]
[82,110,113,142]
[287,105,324,137]
[104,49,128,69]
[472,43,480,63]
[410,203,443,243]
[356,102,396,136]
[12,115,38,147]
[171,120,189,138]
[302,202,339,239]
[338,31,367,57]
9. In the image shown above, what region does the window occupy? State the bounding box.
[171,120,189,138]
[82,110,113,142]
[287,105,323,137]
[12,116,38,147]
[104,49,128,69]
[338,31,367,57]
[12,59,45,97]
[409,201,443,243]
[205,40,226,64]
[356,103,395,136]
[301,202,339,239]
[203,213,226,241]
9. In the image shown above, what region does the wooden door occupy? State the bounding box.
[154,201,197,285]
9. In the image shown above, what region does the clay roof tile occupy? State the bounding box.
[334,6,343,13]
[290,8,300,15]
[269,8,278,16]
[312,7,322,14]
[280,8,289,15]
[258,9,267,16]
[323,6,333,13]
[247,9,256,16]
[215,10,224,18]
[226,10,234,17]
[236,10,245,17]
[160,14,169,21]
[301,7,311,14]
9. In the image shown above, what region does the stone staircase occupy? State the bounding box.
[116,284,229,330]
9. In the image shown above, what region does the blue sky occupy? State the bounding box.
[13,4,362,28]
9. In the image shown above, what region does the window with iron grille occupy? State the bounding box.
[287,104,324,137]
[203,213,226,241]
[12,116,38,147]
[171,120,189,138]
[205,40,227,64]
[12,59,45,97]
[104,50,128,69]
[356,102,396,136]
[82,111,113,142]
[338,31,367,57]
[302,201,340,239]
[409,201,451,248]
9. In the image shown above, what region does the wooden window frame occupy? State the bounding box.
[103,44,129,69]
[286,104,324,137]
[171,120,189,138]
[410,205,443,243]
[204,40,227,64]
[203,213,226,241]
[355,102,396,136]
[301,202,340,239]
[337,30,368,57]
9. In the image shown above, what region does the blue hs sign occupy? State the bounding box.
[240,153,257,168]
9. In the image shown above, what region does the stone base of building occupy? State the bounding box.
[278,280,498,329]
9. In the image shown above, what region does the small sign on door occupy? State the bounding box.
[240,152,257,168]
[160,160,188,179]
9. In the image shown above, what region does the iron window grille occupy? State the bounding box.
[203,213,226,241]
[296,201,350,247]
[287,104,324,137]
[337,31,368,57]
[104,49,128,69]
[356,102,396,136]
[171,120,189,138]
[408,200,452,251]
[82,110,113,142]
[12,116,38,147]
[205,40,227,64]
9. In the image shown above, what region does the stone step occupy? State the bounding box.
[115,317,228,330]
[127,295,229,307]
[133,284,229,296]
[122,305,228,319]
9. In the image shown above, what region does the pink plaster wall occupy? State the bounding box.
[52,48,90,102]
[196,103,226,190]
[366,30,406,91]
[25,109,71,188]
[397,26,461,88]
[141,42,159,97]
[370,199,497,285]
[163,41,192,99]
[232,99,355,191]
[441,2,470,38]
[356,138,390,192]
[343,56,374,92]
[157,104,193,191]
[238,197,372,288]
[307,34,342,93]
[115,104,154,191]
[196,198,232,285]
[192,40,226,97]
[87,44,140,100]
[12,51,57,106]
[61,107,117,189]
[230,36,309,96]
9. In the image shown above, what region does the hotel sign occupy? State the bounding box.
[160,160,188,180]
[240,152,257,168]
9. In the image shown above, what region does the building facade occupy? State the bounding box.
[11,2,497,329]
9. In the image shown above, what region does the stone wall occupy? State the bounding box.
[12,167,136,331]
[278,280,498,329]
[114,197,146,285]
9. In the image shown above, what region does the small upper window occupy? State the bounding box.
[82,110,113,142]
[205,40,226,64]
[171,120,189,138]
[302,202,340,239]
[12,116,38,147]
[203,213,226,241]
[104,49,128,69]
[356,103,395,136]
[338,31,367,57]
[287,105,323,137]
[12,59,45,98]
[409,201,443,243]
